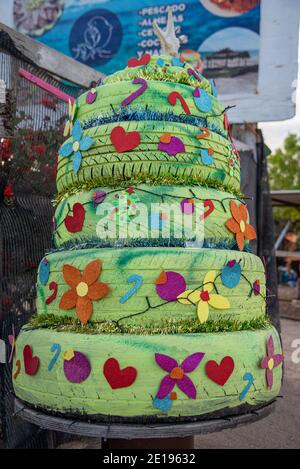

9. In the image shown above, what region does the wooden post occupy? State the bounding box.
[46,430,56,449]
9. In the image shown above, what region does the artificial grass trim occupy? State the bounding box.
[54,173,243,206]
[51,237,246,254]
[103,66,205,89]
[26,314,272,335]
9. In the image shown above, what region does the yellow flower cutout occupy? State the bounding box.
[177,271,230,323]
[63,99,76,137]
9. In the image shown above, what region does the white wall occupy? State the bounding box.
[223,0,300,124]
[0,3,13,27]
[259,27,300,152]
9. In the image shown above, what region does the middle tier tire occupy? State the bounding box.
[37,247,266,326]
[53,185,248,249]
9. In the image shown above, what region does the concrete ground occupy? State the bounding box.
[278,285,300,321]
[57,318,300,450]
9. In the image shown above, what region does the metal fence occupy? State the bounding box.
[0,22,102,448]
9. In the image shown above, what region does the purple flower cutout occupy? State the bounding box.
[260,335,284,390]
[86,87,97,104]
[158,136,185,156]
[155,352,205,400]
[252,280,260,296]
[93,191,107,204]
[180,198,195,215]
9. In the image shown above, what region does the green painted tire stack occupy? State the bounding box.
[13,54,283,420]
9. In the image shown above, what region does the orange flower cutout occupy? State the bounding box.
[59,259,110,324]
[225,201,256,251]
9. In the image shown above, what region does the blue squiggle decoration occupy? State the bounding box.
[239,372,254,401]
[120,274,143,304]
[48,343,61,371]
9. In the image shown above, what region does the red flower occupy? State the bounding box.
[32,144,46,156]
[41,97,57,110]
[4,184,14,198]
[0,138,11,161]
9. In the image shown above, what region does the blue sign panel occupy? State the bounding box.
[10,0,261,94]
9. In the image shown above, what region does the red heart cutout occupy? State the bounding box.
[64,203,85,233]
[200,199,215,221]
[205,356,234,386]
[110,126,141,152]
[103,358,137,389]
[127,54,151,68]
[23,345,39,376]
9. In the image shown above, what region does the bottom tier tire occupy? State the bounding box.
[13,326,283,421]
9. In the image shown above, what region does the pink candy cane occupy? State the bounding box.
[187,68,201,82]
[121,78,148,106]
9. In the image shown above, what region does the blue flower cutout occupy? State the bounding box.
[38,257,50,285]
[171,57,185,67]
[221,260,242,288]
[156,58,165,67]
[200,149,214,165]
[152,394,174,413]
[149,212,167,230]
[58,120,94,174]
[193,88,212,113]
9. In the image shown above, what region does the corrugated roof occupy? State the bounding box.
[270,190,300,207]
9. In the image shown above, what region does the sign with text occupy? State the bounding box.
[1,0,299,122]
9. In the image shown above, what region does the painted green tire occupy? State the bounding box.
[53,185,246,249]
[37,247,266,325]
[57,121,239,194]
[77,80,224,131]
[103,54,214,94]
[13,326,282,419]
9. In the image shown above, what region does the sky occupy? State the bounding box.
[199,27,260,53]
[259,28,300,153]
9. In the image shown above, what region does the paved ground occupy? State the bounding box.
[57,319,300,449]
[278,285,300,321]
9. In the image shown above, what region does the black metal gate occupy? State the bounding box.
[0,25,85,448]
